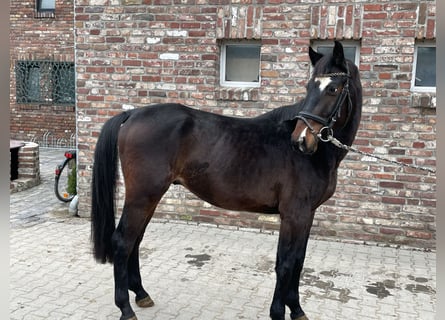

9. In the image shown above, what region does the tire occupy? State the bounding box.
[54,157,77,202]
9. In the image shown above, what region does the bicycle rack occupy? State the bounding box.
[32,131,77,149]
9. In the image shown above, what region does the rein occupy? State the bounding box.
[319,132,436,175]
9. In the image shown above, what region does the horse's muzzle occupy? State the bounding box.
[291,127,318,155]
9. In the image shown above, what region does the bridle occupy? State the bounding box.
[295,66,352,142]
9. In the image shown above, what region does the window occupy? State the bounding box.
[412,42,436,92]
[311,40,360,66]
[15,61,75,105]
[36,0,55,12]
[35,0,55,18]
[220,41,261,87]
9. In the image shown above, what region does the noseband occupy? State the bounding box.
[295,68,352,141]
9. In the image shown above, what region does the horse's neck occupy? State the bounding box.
[329,106,361,166]
[340,105,361,145]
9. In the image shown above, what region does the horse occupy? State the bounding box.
[91,41,362,320]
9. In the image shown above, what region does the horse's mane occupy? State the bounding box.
[256,100,304,123]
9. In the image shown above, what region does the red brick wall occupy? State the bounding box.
[10,0,76,144]
[75,0,436,249]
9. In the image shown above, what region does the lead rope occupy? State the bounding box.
[318,130,436,175]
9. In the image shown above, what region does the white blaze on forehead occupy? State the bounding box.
[315,76,332,92]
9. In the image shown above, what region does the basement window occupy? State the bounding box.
[220,41,261,88]
[411,42,436,92]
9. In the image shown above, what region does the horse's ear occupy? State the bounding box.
[309,46,324,66]
[332,41,345,66]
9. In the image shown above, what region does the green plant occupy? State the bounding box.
[67,163,77,195]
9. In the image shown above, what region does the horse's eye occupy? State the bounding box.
[326,86,338,95]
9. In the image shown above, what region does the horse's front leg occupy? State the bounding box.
[270,210,313,320]
[285,232,310,320]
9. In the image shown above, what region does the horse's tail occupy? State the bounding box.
[91,111,131,264]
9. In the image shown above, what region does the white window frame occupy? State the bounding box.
[220,40,261,88]
[311,40,360,67]
[411,42,436,93]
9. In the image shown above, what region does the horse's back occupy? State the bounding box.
[117,103,234,176]
[119,103,287,151]
[118,103,197,147]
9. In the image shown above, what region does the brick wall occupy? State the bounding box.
[75,0,436,249]
[10,0,76,144]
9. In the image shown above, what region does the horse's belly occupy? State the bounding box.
[177,177,280,214]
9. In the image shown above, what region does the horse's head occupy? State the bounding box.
[291,41,361,154]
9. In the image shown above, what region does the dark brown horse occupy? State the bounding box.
[91,41,362,320]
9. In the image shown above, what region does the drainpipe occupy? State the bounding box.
[68,194,79,216]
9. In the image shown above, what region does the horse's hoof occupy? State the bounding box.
[120,314,137,320]
[136,295,155,308]
[293,315,309,320]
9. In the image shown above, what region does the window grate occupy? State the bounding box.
[15,60,75,105]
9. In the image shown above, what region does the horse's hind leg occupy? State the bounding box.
[112,194,165,320]
[128,233,154,308]
[112,214,138,320]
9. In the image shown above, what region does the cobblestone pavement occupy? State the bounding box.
[10,149,436,320]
